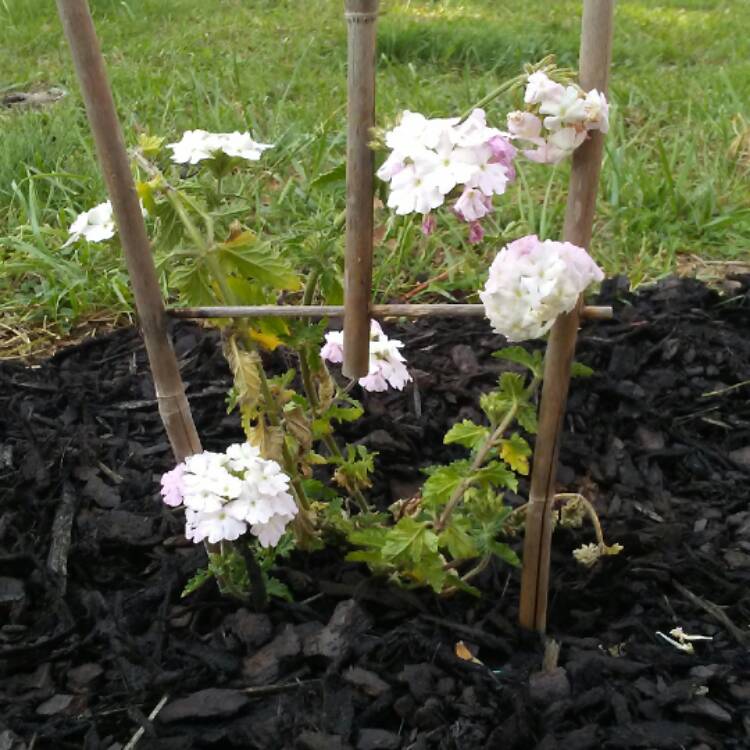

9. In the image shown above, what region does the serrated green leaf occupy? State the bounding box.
[265,575,293,602]
[444,420,490,450]
[216,236,300,291]
[517,403,538,434]
[474,461,518,492]
[493,346,543,378]
[422,460,470,508]
[381,516,438,563]
[439,520,479,560]
[170,260,215,306]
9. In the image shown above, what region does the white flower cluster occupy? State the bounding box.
[480,234,604,341]
[167,130,274,165]
[321,320,412,392]
[376,109,516,243]
[507,71,609,165]
[64,200,148,246]
[160,443,297,547]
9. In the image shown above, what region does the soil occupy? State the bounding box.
[1,276,749,750]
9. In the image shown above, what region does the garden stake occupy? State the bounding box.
[168,304,613,321]
[343,0,378,379]
[54,0,201,462]
[518,0,615,634]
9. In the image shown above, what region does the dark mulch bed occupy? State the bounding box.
[1,276,750,750]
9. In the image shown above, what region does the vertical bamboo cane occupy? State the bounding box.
[518,0,614,633]
[343,0,378,379]
[55,0,201,462]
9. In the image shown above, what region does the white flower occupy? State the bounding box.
[320,330,344,363]
[454,187,492,222]
[185,508,247,544]
[423,131,480,195]
[450,108,502,148]
[572,543,602,567]
[321,320,412,392]
[64,201,116,246]
[465,143,511,197]
[524,71,565,106]
[167,130,273,164]
[252,511,296,548]
[506,111,544,143]
[582,89,609,133]
[167,129,222,164]
[220,131,274,160]
[539,85,588,131]
[175,443,297,546]
[387,162,444,216]
[480,234,604,341]
[523,127,588,165]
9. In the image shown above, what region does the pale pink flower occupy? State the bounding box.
[506,111,544,143]
[539,86,588,131]
[524,71,565,106]
[454,187,492,222]
[421,213,436,236]
[160,464,185,507]
[320,330,344,364]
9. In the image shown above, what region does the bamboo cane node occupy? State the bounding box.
[345,12,378,23]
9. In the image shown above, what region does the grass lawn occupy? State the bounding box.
[1,0,749,348]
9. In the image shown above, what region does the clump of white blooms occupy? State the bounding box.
[321,320,412,392]
[507,71,609,165]
[480,234,604,341]
[160,443,297,547]
[167,130,274,165]
[64,201,116,246]
[64,200,147,246]
[376,108,516,243]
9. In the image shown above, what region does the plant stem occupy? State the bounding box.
[435,377,540,534]
[459,76,525,123]
[435,405,519,533]
[298,269,370,514]
[238,544,268,612]
[554,493,605,547]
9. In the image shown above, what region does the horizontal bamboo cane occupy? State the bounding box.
[167,304,613,320]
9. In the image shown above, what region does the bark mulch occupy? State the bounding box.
[1,276,749,749]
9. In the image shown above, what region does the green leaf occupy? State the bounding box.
[500,433,531,475]
[309,161,346,190]
[265,575,293,602]
[516,403,538,434]
[170,259,215,306]
[216,235,300,291]
[493,346,543,378]
[439,519,479,560]
[474,461,518,492]
[181,567,212,597]
[421,460,470,509]
[381,517,438,564]
[571,361,594,378]
[488,541,521,567]
[444,420,490,450]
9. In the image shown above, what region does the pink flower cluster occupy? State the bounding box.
[376,109,516,244]
[321,320,412,392]
[507,71,609,164]
[160,443,297,547]
[480,234,604,341]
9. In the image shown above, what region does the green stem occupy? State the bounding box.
[538,164,559,240]
[459,75,526,123]
[435,377,540,533]
[299,269,369,514]
[238,543,268,612]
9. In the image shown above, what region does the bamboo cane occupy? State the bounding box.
[167,303,613,321]
[343,0,378,379]
[518,0,615,633]
[55,0,201,462]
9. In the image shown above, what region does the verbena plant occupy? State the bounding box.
[62,62,621,607]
